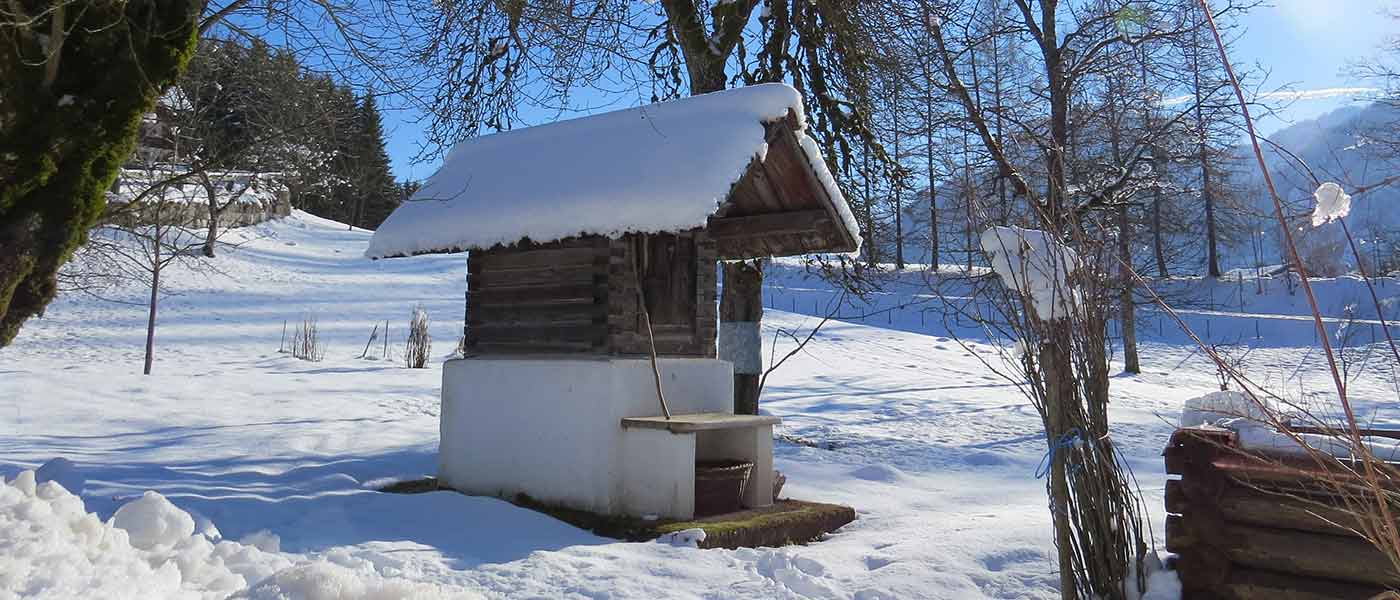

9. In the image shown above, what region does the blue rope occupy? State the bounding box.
[1035,428,1086,480]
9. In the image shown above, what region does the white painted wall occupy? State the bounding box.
[439,357,743,519]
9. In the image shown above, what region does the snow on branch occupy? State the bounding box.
[1310,182,1352,227]
[979,226,1081,321]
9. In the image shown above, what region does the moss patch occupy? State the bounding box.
[655,500,857,549]
[377,478,855,550]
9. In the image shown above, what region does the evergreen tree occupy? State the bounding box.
[351,94,400,229]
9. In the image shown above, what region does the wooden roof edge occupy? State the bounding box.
[769,117,860,253]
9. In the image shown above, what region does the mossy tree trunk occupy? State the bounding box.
[0,0,201,347]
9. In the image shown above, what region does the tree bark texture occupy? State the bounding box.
[0,0,200,348]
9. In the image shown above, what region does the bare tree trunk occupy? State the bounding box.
[721,260,764,415]
[893,80,905,270]
[668,18,768,415]
[201,176,219,258]
[1151,174,1169,278]
[144,223,161,376]
[1118,204,1141,373]
[962,128,974,273]
[1041,322,1081,600]
[862,141,878,266]
[1190,9,1222,278]
[926,85,939,266]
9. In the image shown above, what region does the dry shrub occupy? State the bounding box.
[405,305,432,368]
[292,314,325,362]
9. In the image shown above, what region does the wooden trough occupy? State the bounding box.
[1164,427,1400,599]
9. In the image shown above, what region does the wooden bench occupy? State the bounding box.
[621,412,781,433]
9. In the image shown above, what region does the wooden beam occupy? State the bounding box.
[707,209,831,239]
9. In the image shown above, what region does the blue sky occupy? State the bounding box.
[380,2,1398,182]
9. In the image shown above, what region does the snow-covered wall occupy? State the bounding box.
[107,169,292,229]
[438,357,743,519]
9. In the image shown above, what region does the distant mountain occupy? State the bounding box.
[1227,101,1400,275]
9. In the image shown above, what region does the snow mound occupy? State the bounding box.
[1179,391,1400,461]
[656,528,707,547]
[114,491,197,553]
[979,226,1081,320]
[244,561,468,600]
[849,464,906,483]
[1179,390,1271,428]
[1,470,188,599]
[0,470,464,600]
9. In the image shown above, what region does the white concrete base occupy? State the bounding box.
[439,357,776,520]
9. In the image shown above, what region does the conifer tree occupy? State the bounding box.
[351,94,400,229]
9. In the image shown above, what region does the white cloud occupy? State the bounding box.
[1160,87,1379,107]
[1257,87,1380,102]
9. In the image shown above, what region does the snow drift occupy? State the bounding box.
[0,470,465,600]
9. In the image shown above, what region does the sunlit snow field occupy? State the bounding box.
[2,212,1396,599]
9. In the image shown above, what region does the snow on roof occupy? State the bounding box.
[366,83,857,259]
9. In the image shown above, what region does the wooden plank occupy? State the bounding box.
[469,323,606,344]
[757,130,812,212]
[469,265,600,289]
[1215,483,1374,537]
[478,245,607,270]
[707,209,832,240]
[469,303,607,326]
[621,412,781,433]
[466,340,602,354]
[1226,565,1388,600]
[468,283,604,306]
[1201,521,1400,588]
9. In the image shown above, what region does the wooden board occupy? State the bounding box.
[621,412,781,433]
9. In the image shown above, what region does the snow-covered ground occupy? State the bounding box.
[2,212,1396,599]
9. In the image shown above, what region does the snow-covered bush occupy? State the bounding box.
[979,226,1081,320]
[405,306,432,369]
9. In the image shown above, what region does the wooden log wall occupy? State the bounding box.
[1164,428,1400,599]
[465,237,612,355]
[464,233,717,357]
[606,232,717,358]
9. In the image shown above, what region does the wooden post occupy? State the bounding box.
[721,260,763,415]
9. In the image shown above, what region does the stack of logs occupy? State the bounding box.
[1165,427,1400,599]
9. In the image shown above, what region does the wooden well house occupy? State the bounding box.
[367,83,860,521]
[462,110,857,358]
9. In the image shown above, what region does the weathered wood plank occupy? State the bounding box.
[469,265,601,289]
[1203,521,1400,588]
[468,283,604,306]
[1226,565,1387,600]
[707,209,832,240]
[756,130,812,213]
[469,303,607,325]
[469,323,606,343]
[621,412,781,433]
[466,340,603,354]
[478,245,608,270]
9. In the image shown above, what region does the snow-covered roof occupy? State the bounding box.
[366,83,859,259]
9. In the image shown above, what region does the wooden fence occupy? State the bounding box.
[1165,427,1399,599]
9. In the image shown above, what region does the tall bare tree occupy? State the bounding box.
[395,0,888,414]
[920,0,1254,595]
